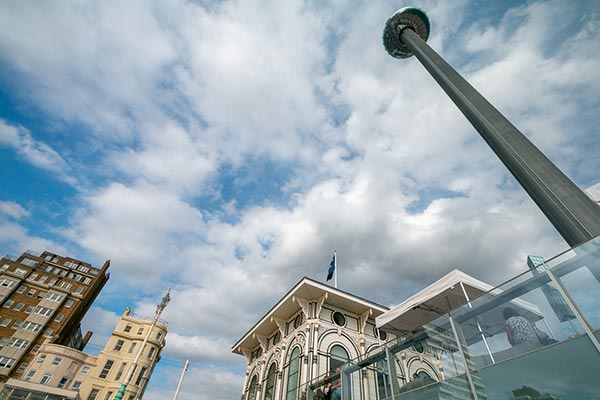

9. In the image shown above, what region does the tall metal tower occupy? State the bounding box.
[382,7,600,247]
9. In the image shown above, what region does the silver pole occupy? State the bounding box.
[173,359,190,400]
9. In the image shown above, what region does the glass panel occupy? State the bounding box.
[451,269,584,370]
[550,237,600,331]
[473,333,600,398]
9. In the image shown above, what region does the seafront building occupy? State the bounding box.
[78,307,168,400]
[232,277,443,400]
[0,251,109,380]
[0,307,168,400]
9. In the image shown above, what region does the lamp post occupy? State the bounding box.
[382,7,600,248]
[114,289,171,400]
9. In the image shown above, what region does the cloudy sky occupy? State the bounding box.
[1,0,599,398]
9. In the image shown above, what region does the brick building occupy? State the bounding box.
[0,250,109,380]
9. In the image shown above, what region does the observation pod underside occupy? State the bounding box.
[383,7,430,59]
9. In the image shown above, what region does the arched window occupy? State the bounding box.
[329,344,349,374]
[286,347,301,400]
[264,363,277,400]
[247,375,258,400]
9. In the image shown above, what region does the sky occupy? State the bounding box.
[0,0,599,398]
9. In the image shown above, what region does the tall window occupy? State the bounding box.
[286,347,301,400]
[329,345,349,374]
[246,375,258,400]
[99,360,114,379]
[264,363,277,400]
[135,367,147,386]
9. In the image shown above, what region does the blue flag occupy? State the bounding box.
[326,254,335,281]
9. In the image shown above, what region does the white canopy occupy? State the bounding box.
[376,269,543,342]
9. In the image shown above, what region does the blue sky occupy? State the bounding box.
[1,1,599,399]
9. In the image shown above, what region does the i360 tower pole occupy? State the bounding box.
[383,7,600,247]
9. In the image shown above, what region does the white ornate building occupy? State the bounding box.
[232,277,393,400]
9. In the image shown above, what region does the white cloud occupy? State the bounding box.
[0,201,30,220]
[0,120,75,184]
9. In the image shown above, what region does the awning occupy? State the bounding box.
[376,269,543,343]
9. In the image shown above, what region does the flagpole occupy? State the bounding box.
[334,250,337,289]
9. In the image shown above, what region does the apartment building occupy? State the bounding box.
[0,251,110,379]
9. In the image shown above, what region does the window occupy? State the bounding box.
[135,367,147,386]
[114,340,124,351]
[30,272,39,279]
[65,299,75,307]
[16,362,28,373]
[147,346,156,359]
[26,288,36,296]
[16,285,26,293]
[43,328,53,337]
[3,300,14,308]
[124,325,132,333]
[25,305,34,314]
[30,344,41,353]
[39,275,48,284]
[47,292,64,302]
[293,313,303,329]
[104,392,114,400]
[52,357,62,366]
[40,373,53,385]
[1,264,8,271]
[115,362,127,380]
[374,327,387,341]
[48,278,57,285]
[155,332,162,340]
[36,354,47,363]
[15,268,27,275]
[24,370,36,381]
[137,327,144,335]
[58,376,69,388]
[14,302,24,311]
[35,306,53,317]
[75,286,84,294]
[37,291,46,299]
[99,360,114,379]
[285,347,301,400]
[0,278,16,288]
[20,258,38,267]
[72,381,82,390]
[8,338,29,348]
[0,357,16,368]
[22,321,42,332]
[0,318,11,327]
[83,277,92,285]
[332,311,346,327]
[80,366,90,375]
[87,389,99,400]
[329,345,349,374]
[246,375,257,400]
[11,320,21,329]
[79,266,90,273]
[54,313,64,322]
[0,337,7,346]
[59,282,71,290]
[128,343,137,353]
[264,363,277,400]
